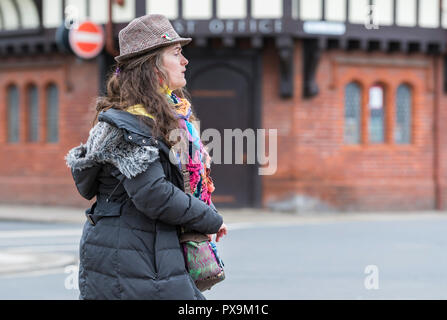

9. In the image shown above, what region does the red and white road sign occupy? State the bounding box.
[69,21,105,59]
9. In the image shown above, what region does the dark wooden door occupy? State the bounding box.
[184,49,261,208]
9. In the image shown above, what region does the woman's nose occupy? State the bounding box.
[182,56,188,66]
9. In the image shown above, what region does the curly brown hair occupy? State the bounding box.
[93,46,198,147]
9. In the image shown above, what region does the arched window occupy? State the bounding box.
[7,85,19,143]
[27,85,39,142]
[344,82,361,144]
[46,84,59,143]
[368,84,385,144]
[395,84,412,144]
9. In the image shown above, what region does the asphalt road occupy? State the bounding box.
[0,216,446,300]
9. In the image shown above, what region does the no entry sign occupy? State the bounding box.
[69,21,105,59]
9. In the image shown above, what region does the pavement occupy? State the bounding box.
[1,203,446,225]
[1,204,447,277]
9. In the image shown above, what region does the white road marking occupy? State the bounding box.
[5,245,79,253]
[0,252,34,264]
[0,267,69,279]
[0,229,82,239]
[0,251,76,275]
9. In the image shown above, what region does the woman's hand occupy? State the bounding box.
[207,223,228,242]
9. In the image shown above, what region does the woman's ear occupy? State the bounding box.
[156,72,164,86]
[153,67,163,85]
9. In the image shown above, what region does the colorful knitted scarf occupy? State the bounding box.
[162,86,215,205]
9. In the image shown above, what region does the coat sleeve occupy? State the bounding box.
[122,158,223,235]
[71,166,101,200]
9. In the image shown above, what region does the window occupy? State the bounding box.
[395,84,412,144]
[368,84,385,144]
[344,79,414,146]
[3,79,61,145]
[27,85,39,142]
[344,82,361,144]
[7,85,19,143]
[46,84,59,143]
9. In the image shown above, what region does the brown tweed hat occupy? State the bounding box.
[115,14,191,63]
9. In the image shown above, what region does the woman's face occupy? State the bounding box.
[161,44,189,90]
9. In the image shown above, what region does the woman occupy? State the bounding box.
[65,14,227,300]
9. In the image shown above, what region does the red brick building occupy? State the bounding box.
[1,0,447,212]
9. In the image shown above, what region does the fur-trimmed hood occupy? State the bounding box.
[66,121,159,179]
[65,109,164,200]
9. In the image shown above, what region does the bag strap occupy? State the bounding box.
[180,160,193,235]
[107,167,128,203]
[179,232,209,243]
[181,161,191,195]
[106,175,125,203]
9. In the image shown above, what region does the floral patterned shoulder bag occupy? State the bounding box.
[179,161,225,292]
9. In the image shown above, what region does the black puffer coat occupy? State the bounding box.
[65,109,223,300]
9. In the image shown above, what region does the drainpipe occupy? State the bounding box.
[433,56,442,210]
[105,0,123,57]
[99,0,123,95]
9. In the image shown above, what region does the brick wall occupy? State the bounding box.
[0,54,98,207]
[262,41,446,211]
[1,43,446,212]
